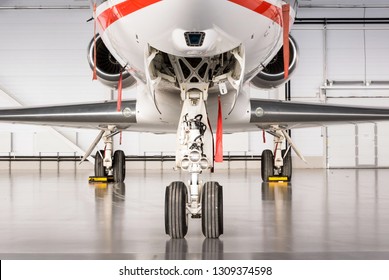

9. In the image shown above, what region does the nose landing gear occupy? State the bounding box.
[165,94,223,239]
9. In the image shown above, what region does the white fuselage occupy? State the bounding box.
[93,0,293,133]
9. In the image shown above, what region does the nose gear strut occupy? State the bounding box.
[165,89,224,239]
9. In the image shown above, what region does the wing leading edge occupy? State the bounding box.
[0,100,136,129]
[250,99,389,129]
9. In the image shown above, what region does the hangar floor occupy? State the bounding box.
[1,168,389,260]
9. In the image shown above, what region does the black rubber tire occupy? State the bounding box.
[201,182,223,238]
[281,149,292,180]
[165,181,188,239]
[113,150,126,183]
[261,149,274,182]
[94,150,106,177]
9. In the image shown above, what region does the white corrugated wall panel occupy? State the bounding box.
[327,124,356,168]
[366,30,389,81]
[327,30,366,81]
[290,29,324,98]
[377,122,389,167]
[326,98,389,168]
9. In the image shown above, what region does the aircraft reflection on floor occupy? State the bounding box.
[90,182,126,254]
[261,182,292,201]
[165,238,224,260]
[92,182,126,201]
[260,182,293,253]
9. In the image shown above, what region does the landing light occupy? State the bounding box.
[122,107,133,118]
[200,158,209,170]
[181,158,190,170]
[189,150,201,163]
[255,107,264,117]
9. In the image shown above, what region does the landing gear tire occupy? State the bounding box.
[94,150,106,177]
[113,150,126,183]
[281,149,292,180]
[165,181,188,239]
[202,182,223,239]
[261,149,274,182]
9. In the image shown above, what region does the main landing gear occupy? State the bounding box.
[261,148,292,182]
[261,127,295,182]
[91,125,126,183]
[165,90,224,239]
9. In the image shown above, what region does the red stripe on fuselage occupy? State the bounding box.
[97,0,161,31]
[228,0,283,26]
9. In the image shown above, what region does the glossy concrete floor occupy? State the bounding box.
[1,168,389,260]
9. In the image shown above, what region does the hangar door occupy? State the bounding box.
[324,28,389,168]
[327,123,375,168]
[326,98,389,168]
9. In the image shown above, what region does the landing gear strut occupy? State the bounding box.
[164,90,224,239]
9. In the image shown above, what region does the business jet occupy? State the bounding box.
[1,0,389,238]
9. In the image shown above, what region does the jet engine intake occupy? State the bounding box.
[88,35,135,88]
[251,36,298,89]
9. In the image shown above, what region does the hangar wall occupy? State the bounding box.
[0,6,389,169]
[289,6,389,168]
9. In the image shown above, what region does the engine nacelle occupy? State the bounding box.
[87,35,136,88]
[250,36,298,89]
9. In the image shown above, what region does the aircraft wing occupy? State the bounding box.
[249,99,389,130]
[0,100,137,130]
[2,98,389,132]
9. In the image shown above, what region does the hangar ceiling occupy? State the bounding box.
[1,0,389,9]
[0,0,89,8]
[1,0,388,19]
[298,0,389,7]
